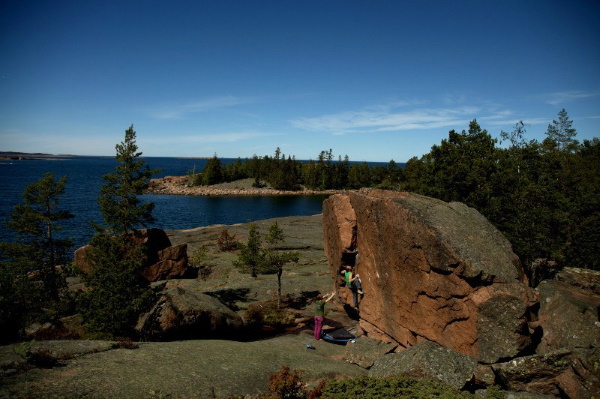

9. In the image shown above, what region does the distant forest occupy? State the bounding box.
[191,109,599,271]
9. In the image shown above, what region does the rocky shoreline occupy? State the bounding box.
[147,176,342,196]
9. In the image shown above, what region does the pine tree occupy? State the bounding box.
[0,173,74,341]
[98,125,159,235]
[545,108,577,152]
[264,222,299,308]
[201,154,223,186]
[234,224,266,278]
[79,125,159,336]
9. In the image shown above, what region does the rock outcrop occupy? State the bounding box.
[74,228,194,282]
[369,341,478,390]
[323,189,538,363]
[492,350,600,398]
[536,268,600,355]
[136,280,244,341]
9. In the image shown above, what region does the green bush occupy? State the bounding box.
[320,376,472,398]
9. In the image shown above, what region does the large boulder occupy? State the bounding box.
[74,228,193,282]
[369,340,478,390]
[323,189,538,363]
[140,243,192,281]
[136,280,244,341]
[535,268,600,355]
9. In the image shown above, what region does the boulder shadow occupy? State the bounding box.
[343,304,360,320]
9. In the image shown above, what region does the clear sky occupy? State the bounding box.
[1,0,599,162]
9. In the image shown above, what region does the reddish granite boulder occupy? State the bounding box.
[140,243,191,281]
[323,189,538,364]
[74,228,192,282]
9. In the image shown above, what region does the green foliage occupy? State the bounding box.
[97,125,159,235]
[201,154,224,186]
[264,222,300,308]
[545,108,578,151]
[260,370,507,399]
[13,340,60,369]
[399,112,600,272]
[234,224,266,278]
[186,148,401,191]
[78,125,159,337]
[234,223,300,307]
[188,245,213,280]
[78,233,156,337]
[320,375,473,398]
[0,173,74,342]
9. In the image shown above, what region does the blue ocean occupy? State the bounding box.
[0,156,329,249]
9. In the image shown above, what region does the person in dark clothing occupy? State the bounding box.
[342,265,364,307]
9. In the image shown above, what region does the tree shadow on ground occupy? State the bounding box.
[205,288,251,311]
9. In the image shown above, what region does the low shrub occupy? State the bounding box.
[320,375,473,398]
[218,229,239,252]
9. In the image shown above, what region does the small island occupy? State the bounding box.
[147,176,343,196]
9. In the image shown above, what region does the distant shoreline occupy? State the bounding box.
[0,152,76,161]
[147,176,343,197]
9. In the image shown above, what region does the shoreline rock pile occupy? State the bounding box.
[147,176,340,196]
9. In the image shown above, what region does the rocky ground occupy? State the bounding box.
[0,334,367,399]
[1,214,368,398]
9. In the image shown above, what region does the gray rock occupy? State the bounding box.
[344,336,397,369]
[369,340,477,390]
[536,276,600,355]
[492,349,600,398]
[136,280,243,341]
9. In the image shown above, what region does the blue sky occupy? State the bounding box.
[1,0,599,162]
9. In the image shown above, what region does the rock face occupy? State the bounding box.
[323,189,538,363]
[74,228,193,282]
[536,268,600,356]
[140,243,191,281]
[136,280,244,341]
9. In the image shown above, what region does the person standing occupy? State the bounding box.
[314,292,335,340]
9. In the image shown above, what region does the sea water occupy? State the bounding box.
[0,156,328,249]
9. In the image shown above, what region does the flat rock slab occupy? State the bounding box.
[0,333,366,398]
[369,341,478,390]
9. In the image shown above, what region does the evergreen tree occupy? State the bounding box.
[202,154,224,185]
[264,222,299,308]
[545,108,577,151]
[0,173,74,341]
[98,125,159,235]
[234,224,266,278]
[79,125,159,337]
